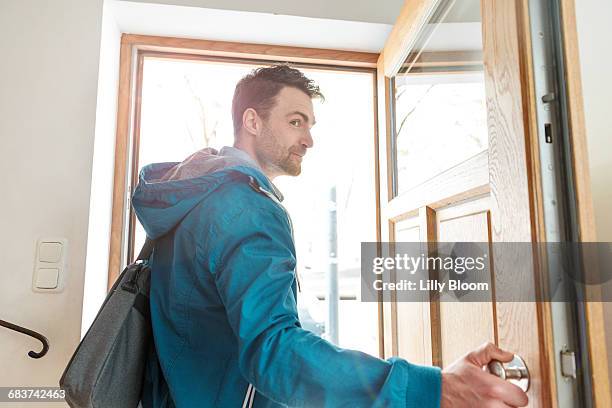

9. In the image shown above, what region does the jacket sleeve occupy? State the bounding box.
[204,204,441,408]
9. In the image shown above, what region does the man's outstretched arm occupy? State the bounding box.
[203,204,441,408]
[202,195,528,408]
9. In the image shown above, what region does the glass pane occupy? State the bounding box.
[135,58,379,356]
[134,58,254,267]
[393,0,487,196]
[274,68,378,356]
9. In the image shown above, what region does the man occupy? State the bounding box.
[134,65,528,407]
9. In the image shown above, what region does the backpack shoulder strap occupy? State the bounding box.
[136,238,155,261]
[135,172,272,263]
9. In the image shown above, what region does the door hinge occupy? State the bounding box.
[560,347,577,379]
[542,92,556,103]
[127,186,132,210]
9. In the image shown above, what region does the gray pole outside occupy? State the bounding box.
[327,186,339,345]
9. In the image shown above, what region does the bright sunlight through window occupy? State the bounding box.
[133,57,379,356]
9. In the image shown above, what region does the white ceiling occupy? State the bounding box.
[111,1,393,52]
[110,0,483,54]
[118,0,405,25]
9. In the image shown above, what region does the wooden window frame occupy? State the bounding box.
[107,34,383,354]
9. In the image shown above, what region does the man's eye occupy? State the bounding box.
[290,119,301,127]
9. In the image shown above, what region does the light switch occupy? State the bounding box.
[36,268,59,289]
[39,242,63,263]
[33,237,67,293]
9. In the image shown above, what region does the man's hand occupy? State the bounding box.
[441,342,529,408]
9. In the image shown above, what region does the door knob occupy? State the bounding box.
[487,354,530,392]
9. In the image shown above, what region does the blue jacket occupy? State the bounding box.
[133,147,441,407]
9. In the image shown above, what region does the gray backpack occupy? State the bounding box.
[60,239,158,407]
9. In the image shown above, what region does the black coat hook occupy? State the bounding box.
[0,319,49,358]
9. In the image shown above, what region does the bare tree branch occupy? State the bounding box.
[396,84,436,137]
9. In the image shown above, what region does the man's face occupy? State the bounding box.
[254,86,316,177]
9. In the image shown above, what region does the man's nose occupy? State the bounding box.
[302,129,314,149]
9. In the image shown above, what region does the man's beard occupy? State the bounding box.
[255,123,303,177]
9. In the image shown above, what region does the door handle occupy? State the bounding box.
[487,354,530,392]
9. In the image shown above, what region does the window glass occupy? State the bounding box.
[393,0,487,196]
[135,57,379,356]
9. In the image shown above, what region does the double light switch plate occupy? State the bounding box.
[32,237,68,293]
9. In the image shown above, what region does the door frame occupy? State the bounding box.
[557,0,611,405]
[375,0,610,406]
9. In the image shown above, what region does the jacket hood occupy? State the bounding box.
[131,146,283,240]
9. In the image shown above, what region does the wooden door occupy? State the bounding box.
[376,0,554,406]
[384,151,493,369]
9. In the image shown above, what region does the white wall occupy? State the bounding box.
[575,1,612,242]
[81,0,122,338]
[574,0,612,384]
[0,0,105,395]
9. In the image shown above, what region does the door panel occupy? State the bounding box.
[393,216,433,366]
[437,202,495,366]
[376,0,555,406]
[481,0,547,405]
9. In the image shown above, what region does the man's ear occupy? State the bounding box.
[242,108,260,136]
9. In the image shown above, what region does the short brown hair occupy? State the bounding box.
[232,64,323,136]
